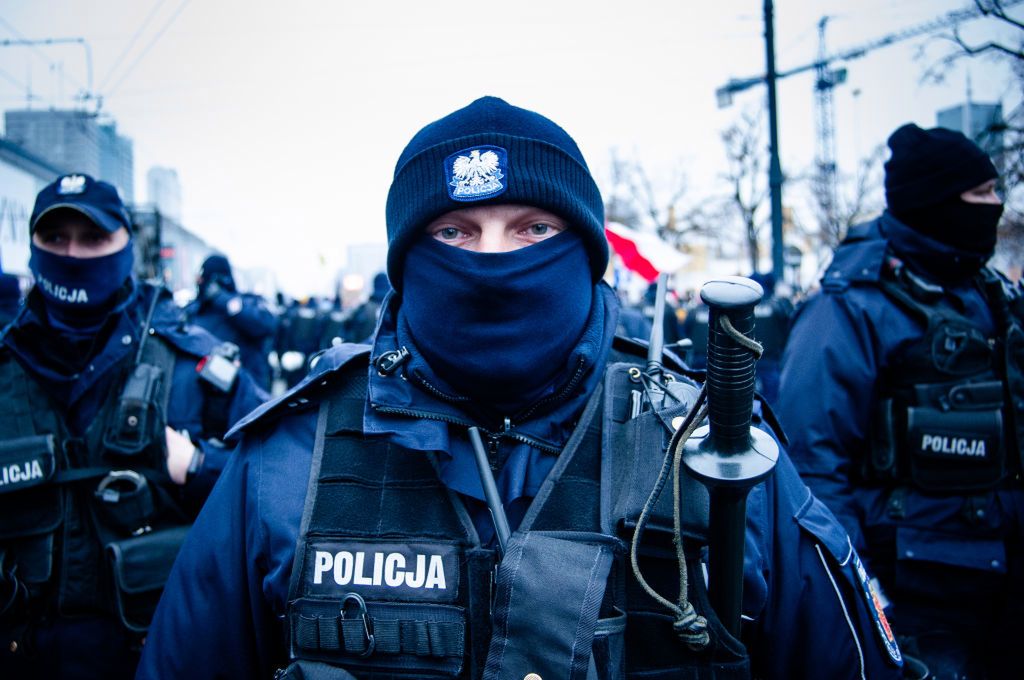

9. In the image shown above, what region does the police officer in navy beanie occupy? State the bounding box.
[0,174,266,678]
[779,122,1021,678]
[140,98,902,680]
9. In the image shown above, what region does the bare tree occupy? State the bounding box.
[603,148,709,250]
[804,144,886,257]
[720,109,770,273]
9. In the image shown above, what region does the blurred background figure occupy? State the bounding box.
[0,272,21,328]
[185,254,277,390]
[276,296,322,388]
[343,271,389,344]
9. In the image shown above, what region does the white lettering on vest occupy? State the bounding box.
[425,554,447,590]
[405,554,426,588]
[334,551,354,585]
[314,550,448,590]
[353,552,373,585]
[384,553,405,587]
[920,434,986,457]
[313,551,332,584]
[0,459,45,486]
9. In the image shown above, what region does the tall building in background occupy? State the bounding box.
[937,102,1004,161]
[4,108,134,201]
[147,166,183,222]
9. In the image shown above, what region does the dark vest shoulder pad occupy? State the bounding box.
[821,220,888,293]
[227,344,371,438]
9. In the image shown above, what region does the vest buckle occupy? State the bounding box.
[340,592,375,657]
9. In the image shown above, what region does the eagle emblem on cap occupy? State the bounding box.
[449,148,505,199]
[57,174,87,195]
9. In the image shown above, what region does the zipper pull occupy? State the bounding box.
[375,346,410,375]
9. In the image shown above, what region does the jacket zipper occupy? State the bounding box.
[372,404,562,454]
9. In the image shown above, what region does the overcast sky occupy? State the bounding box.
[0,0,1017,295]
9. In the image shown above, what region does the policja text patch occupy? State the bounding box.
[304,541,460,603]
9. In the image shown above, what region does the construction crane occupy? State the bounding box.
[716,0,1024,258]
[814,16,844,246]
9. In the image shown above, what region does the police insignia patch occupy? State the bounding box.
[57,174,87,195]
[445,145,507,201]
[853,552,902,664]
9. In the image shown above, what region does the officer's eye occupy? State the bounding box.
[436,226,461,240]
[38,232,68,244]
[529,224,551,236]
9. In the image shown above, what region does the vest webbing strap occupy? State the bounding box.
[294,612,465,659]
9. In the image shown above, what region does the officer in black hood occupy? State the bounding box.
[186,253,277,390]
[778,124,1021,678]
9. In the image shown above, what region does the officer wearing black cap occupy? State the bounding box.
[185,253,277,390]
[0,174,267,678]
[139,98,902,679]
[777,124,1021,677]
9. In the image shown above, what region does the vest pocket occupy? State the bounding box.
[0,435,62,585]
[905,406,1005,492]
[289,598,466,677]
[105,525,190,633]
[894,526,1007,601]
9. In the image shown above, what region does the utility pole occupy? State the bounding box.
[764,0,784,277]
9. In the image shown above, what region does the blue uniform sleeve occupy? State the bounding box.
[217,292,278,341]
[775,291,883,554]
[138,433,279,678]
[138,410,315,679]
[745,453,903,679]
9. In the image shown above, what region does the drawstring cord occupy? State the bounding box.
[628,314,763,650]
[629,383,710,650]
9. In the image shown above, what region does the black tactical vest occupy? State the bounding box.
[282,353,751,679]
[0,328,189,636]
[868,259,1024,493]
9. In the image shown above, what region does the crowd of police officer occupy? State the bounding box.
[0,101,1017,680]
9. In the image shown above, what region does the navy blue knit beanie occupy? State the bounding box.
[385,96,607,289]
[884,123,997,214]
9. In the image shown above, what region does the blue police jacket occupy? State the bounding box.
[1,281,268,678]
[185,290,277,388]
[138,290,902,680]
[776,212,1024,620]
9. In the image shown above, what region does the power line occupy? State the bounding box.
[0,16,89,94]
[98,0,170,92]
[104,0,193,100]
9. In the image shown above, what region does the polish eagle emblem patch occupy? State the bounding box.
[445,145,507,201]
[57,174,87,195]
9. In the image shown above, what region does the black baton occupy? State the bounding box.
[681,276,779,636]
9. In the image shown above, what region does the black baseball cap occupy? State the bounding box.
[30,173,132,234]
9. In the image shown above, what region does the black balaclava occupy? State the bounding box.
[198,254,236,297]
[27,175,136,331]
[884,123,1001,256]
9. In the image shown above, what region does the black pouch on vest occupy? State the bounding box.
[277,660,358,680]
[483,530,619,680]
[105,524,189,633]
[0,435,61,585]
[906,406,1004,492]
[103,364,165,457]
